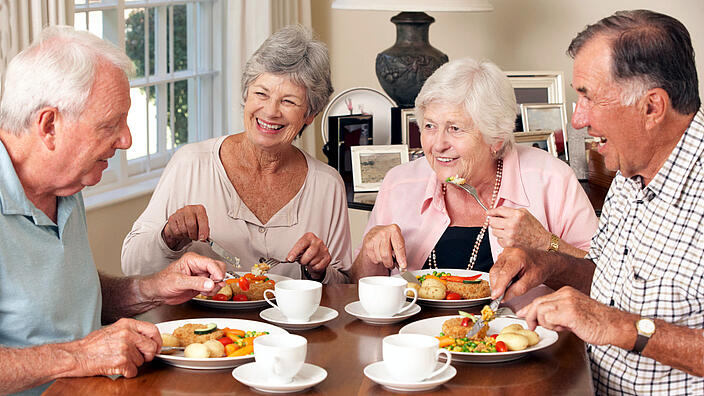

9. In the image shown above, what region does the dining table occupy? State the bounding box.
[45,284,595,395]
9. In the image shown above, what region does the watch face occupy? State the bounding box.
[638,318,655,335]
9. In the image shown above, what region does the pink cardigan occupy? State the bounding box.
[355,145,598,271]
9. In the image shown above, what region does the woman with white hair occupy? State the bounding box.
[351,58,597,280]
[123,25,351,283]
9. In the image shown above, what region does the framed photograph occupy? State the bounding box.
[325,114,373,181]
[351,145,409,192]
[506,71,565,105]
[515,131,558,157]
[520,103,568,160]
[401,109,422,149]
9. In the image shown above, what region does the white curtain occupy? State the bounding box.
[225,0,315,155]
[0,0,73,95]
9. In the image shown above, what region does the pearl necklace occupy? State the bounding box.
[427,159,503,271]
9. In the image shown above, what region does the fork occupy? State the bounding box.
[447,182,488,211]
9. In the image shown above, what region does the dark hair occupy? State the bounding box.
[567,9,700,114]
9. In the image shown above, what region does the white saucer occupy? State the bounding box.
[232,362,327,393]
[364,361,456,392]
[344,301,420,325]
[259,306,339,330]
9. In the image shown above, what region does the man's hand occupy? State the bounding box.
[517,286,637,348]
[161,204,210,251]
[287,232,331,279]
[140,252,227,305]
[490,247,554,300]
[67,318,162,378]
[488,207,551,249]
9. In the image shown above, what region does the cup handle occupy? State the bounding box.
[263,289,279,311]
[428,348,452,379]
[398,287,418,314]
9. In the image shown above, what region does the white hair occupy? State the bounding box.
[415,57,516,157]
[0,26,135,135]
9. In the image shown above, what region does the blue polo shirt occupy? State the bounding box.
[0,140,101,351]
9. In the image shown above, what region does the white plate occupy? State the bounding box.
[321,87,396,145]
[233,362,327,393]
[155,318,288,369]
[394,269,491,308]
[399,316,558,363]
[364,361,456,392]
[190,273,291,310]
[344,301,420,325]
[259,306,339,330]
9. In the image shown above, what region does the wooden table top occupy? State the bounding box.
[46,284,594,395]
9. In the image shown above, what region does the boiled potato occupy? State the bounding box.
[496,333,530,351]
[406,282,420,297]
[160,333,180,354]
[216,284,233,299]
[500,324,524,334]
[204,339,225,358]
[184,343,210,359]
[513,329,540,346]
[419,285,446,300]
[421,278,445,289]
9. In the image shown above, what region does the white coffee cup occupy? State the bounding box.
[382,334,452,382]
[358,276,418,317]
[264,279,322,322]
[253,334,307,384]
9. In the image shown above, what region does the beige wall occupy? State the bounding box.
[87,1,704,273]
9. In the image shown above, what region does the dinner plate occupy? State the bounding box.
[364,361,456,392]
[190,273,292,310]
[393,269,491,308]
[233,362,327,393]
[155,318,288,369]
[321,87,396,145]
[259,306,339,330]
[344,301,421,325]
[399,316,558,363]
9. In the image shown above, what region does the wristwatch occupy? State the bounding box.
[631,318,656,353]
[547,234,560,252]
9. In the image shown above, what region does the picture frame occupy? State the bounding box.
[351,145,409,192]
[514,131,558,157]
[325,114,373,181]
[505,71,565,105]
[401,109,422,149]
[520,103,568,160]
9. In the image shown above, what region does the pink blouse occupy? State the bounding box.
[355,145,598,271]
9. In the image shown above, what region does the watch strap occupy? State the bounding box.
[632,333,650,353]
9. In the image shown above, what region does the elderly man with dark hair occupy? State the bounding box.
[490,10,704,394]
[0,26,228,395]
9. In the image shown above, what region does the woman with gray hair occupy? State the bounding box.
[351,57,597,281]
[123,25,352,284]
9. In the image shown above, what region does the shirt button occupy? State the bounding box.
[258,227,266,233]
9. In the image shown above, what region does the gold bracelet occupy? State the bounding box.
[547,234,560,252]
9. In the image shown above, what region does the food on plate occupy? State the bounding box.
[160,333,180,354]
[437,312,540,353]
[407,271,491,300]
[251,262,271,276]
[194,272,276,301]
[406,282,421,297]
[446,175,466,185]
[161,323,269,358]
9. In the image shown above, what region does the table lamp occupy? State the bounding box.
[332,0,493,107]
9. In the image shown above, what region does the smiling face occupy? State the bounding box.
[243,73,315,152]
[420,102,498,187]
[52,62,132,196]
[571,35,651,178]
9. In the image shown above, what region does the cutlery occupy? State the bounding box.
[399,270,421,285]
[160,346,186,352]
[446,179,488,211]
[207,239,241,271]
[465,283,510,339]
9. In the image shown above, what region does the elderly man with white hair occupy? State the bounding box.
[0,26,228,395]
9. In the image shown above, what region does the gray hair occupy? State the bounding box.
[415,57,516,157]
[0,26,135,135]
[241,25,333,119]
[568,10,700,114]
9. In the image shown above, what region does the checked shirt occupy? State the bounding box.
[587,107,704,395]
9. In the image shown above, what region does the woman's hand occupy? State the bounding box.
[487,207,551,250]
[354,224,407,276]
[287,232,331,280]
[161,204,210,251]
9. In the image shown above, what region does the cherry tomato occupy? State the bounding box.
[445,292,462,300]
[461,317,471,327]
[232,294,248,301]
[213,294,229,301]
[218,337,234,347]
[489,334,498,339]
[496,341,508,352]
[238,277,250,291]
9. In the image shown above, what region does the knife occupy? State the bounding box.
[207,239,241,271]
[400,270,421,285]
[465,287,508,339]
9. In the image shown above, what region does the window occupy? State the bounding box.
[74,0,224,207]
